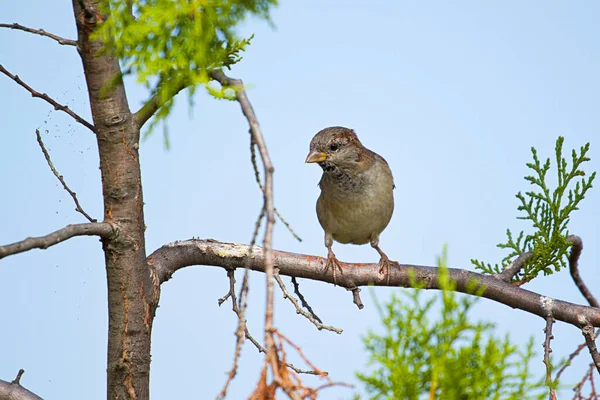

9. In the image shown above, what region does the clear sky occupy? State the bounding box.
[1,1,599,399]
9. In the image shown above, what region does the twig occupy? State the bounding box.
[496,251,533,283]
[0,222,114,259]
[291,277,322,324]
[11,369,24,385]
[0,64,95,133]
[36,129,96,222]
[209,69,279,379]
[133,79,187,129]
[582,325,600,375]
[555,328,600,382]
[216,269,245,400]
[350,287,364,310]
[572,363,596,400]
[568,235,599,308]
[274,271,342,334]
[543,317,557,399]
[0,23,78,47]
[249,133,302,242]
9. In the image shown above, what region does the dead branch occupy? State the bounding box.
[0,370,43,400]
[0,223,114,259]
[291,277,322,324]
[0,64,96,133]
[582,326,600,375]
[209,69,279,383]
[248,135,301,242]
[148,239,600,330]
[568,235,599,308]
[274,270,342,334]
[0,23,78,47]
[36,129,96,222]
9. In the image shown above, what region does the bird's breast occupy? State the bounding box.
[316,166,394,245]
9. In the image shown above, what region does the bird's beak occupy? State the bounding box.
[305,150,327,163]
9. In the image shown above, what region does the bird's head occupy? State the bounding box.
[305,126,365,171]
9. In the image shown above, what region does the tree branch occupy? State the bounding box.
[496,251,532,283]
[36,129,96,222]
[0,370,43,400]
[148,239,600,329]
[582,325,600,375]
[274,270,342,334]
[133,80,187,130]
[0,64,96,133]
[209,70,279,381]
[568,235,599,308]
[0,23,78,47]
[0,222,114,259]
[543,317,557,400]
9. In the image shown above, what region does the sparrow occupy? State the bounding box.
[305,126,396,284]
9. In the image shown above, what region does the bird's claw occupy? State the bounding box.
[323,252,343,285]
[378,255,399,285]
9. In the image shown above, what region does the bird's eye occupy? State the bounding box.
[329,142,340,152]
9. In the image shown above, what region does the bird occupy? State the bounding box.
[305,126,397,284]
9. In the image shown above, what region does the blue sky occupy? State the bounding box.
[1,1,599,398]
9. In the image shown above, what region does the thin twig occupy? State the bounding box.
[36,129,96,222]
[291,277,322,324]
[0,222,114,259]
[496,251,533,283]
[568,235,599,308]
[0,23,78,47]
[543,317,557,399]
[274,270,342,334]
[582,325,600,375]
[555,328,600,382]
[0,64,96,133]
[250,134,302,242]
[216,269,245,400]
[209,69,279,379]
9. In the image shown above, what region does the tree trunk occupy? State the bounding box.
[72,2,157,399]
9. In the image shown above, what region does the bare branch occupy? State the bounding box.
[543,317,557,399]
[0,223,114,259]
[0,64,96,133]
[555,328,600,382]
[568,235,599,308]
[0,370,43,400]
[209,69,279,378]
[496,251,533,283]
[36,129,96,222]
[133,80,187,130]
[149,239,600,329]
[248,136,302,242]
[274,270,342,334]
[582,325,600,375]
[217,269,246,400]
[291,277,322,323]
[0,23,78,47]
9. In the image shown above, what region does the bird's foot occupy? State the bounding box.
[323,251,343,285]
[378,254,399,285]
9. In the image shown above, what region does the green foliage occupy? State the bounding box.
[356,251,545,400]
[472,137,595,282]
[97,0,276,131]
